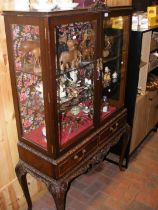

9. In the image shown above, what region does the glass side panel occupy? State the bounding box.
[55,21,96,147]
[101,16,125,121]
[11,24,47,149]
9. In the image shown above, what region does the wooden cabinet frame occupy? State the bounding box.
[3,6,132,210]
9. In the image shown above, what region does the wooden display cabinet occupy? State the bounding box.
[3,4,131,210]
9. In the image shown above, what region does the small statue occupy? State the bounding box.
[103,66,111,87]
[112,71,118,83]
[59,83,66,98]
[59,39,81,70]
[70,70,78,83]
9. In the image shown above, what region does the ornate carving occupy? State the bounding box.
[46,182,68,210]
[16,160,70,210]
[89,0,109,12]
[90,127,126,167]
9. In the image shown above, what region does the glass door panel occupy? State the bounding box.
[55,21,97,147]
[101,16,127,121]
[11,24,47,149]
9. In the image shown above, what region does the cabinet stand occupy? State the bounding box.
[15,124,130,210]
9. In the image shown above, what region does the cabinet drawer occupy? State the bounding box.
[99,114,126,145]
[58,136,98,176]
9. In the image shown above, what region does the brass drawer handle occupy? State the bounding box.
[110,122,119,132]
[74,149,86,160]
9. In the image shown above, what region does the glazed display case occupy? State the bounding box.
[3,5,131,210]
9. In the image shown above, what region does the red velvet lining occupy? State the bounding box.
[101,106,117,120]
[24,125,47,149]
[59,112,93,145]
[23,106,116,149]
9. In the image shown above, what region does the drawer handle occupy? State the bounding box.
[74,149,86,160]
[110,122,119,132]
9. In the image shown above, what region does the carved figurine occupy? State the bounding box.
[80,29,95,60]
[67,86,78,98]
[102,35,114,58]
[19,40,41,74]
[57,32,68,57]
[59,39,81,70]
[112,71,118,83]
[103,66,111,87]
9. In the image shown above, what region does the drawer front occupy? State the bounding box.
[58,136,98,177]
[99,113,126,145]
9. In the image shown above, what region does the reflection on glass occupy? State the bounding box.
[101,17,124,120]
[12,24,47,149]
[55,21,96,146]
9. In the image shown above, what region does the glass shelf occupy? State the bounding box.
[58,85,93,103]
[103,55,122,64]
[56,61,94,76]
[16,69,42,77]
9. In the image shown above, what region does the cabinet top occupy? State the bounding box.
[2,6,132,17]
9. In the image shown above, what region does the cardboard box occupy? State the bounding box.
[147,6,158,18]
[111,17,123,29]
[148,17,158,26]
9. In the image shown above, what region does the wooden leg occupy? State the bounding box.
[119,124,130,171]
[15,161,32,210]
[47,182,69,210]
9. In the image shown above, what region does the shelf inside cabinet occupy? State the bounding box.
[16,69,42,77]
[58,94,94,112]
[56,61,94,76]
[103,55,121,64]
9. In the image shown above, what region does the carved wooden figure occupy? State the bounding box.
[59,39,81,70]
[20,40,41,73]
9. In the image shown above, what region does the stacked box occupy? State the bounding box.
[111,17,123,29]
[147,6,158,26]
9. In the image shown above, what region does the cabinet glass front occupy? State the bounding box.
[100,16,126,121]
[55,21,96,147]
[11,24,47,149]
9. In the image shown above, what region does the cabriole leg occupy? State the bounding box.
[15,161,32,210]
[119,124,130,171]
[47,182,69,210]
